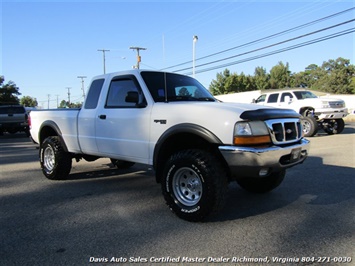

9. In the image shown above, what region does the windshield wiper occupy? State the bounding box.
[197,97,215,102]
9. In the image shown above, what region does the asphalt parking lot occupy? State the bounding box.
[1,124,354,266]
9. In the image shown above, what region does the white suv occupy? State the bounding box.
[254,90,348,137]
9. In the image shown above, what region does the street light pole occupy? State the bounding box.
[193,35,198,78]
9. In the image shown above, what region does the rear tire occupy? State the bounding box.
[236,170,285,193]
[162,149,228,222]
[322,119,345,135]
[40,136,72,180]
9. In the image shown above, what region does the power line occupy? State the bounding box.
[173,19,355,73]
[182,28,355,75]
[162,7,355,71]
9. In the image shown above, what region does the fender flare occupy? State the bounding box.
[153,123,222,169]
[39,120,69,152]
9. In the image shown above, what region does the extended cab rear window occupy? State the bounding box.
[84,79,105,109]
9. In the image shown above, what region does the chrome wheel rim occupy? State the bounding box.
[302,120,311,134]
[43,146,55,171]
[172,167,202,206]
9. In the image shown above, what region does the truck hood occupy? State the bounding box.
[151,101,300,145]
[153,101,298,121]
[294,97,345,108]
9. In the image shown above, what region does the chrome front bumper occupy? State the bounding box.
[219,139,310,178]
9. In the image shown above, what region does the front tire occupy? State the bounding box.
[40,136,72,180]
[301,116,318,137]
[162,149,228,222]
[236,170,285,193]
[322,119,345,135]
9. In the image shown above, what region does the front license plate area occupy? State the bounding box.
[290,148,302,162]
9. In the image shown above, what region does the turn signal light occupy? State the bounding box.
[234,135,271,146]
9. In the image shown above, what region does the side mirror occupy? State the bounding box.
[284,96,292,103]
[252,98,256,103]
[125,91,139,103]
[125,91,146,108]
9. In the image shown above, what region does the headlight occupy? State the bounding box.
[234,121,271,145]
[321,101,330,108]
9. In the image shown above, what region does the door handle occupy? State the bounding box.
[98,114,106,120]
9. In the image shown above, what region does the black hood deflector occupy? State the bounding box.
[240,108,301,121]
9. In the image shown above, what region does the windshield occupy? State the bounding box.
[293,91,318,100]
[141,71,216,102]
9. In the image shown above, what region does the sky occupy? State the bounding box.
[1,0,354,108]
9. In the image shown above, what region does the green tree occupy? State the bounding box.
[316,57,355,94]
[208,58,354,95]
[20,96,38,107]
[269,62,291,89]
[0,76,21,105]
[254,66,270,90]
[234,72,255,92]
[178,87,192,97]
[209,69,256,95]
[59,100,82,108]
[209,69,231,95]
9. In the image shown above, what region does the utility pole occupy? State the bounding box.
[129,46,147,69]
[97,49,110,74]
[66,87,71,105]
[77,76,87,99]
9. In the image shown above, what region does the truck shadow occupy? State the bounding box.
[209,155,354,222]
[63,155,354,223]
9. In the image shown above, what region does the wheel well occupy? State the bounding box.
[299,107,315,116]
[40,126,58,144]
[39,125,68,152]
[154,132,228,183]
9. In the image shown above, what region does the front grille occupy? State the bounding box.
[264,118,302,145]
[329,101,345,108]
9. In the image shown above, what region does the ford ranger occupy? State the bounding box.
[29,70,310,221]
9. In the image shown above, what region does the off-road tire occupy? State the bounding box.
[40,136,72,180]
[162,149,228,222]
[236,170,285,193]
[301,116,318,137]
[322,119,345,135]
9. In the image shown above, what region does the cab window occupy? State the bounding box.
[105,76,145,108]
[267,93,279,103]
[280,92,293,102]
[255,94,266,103]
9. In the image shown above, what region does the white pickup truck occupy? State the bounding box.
[29,70,310,221]
[254,90,348,137]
